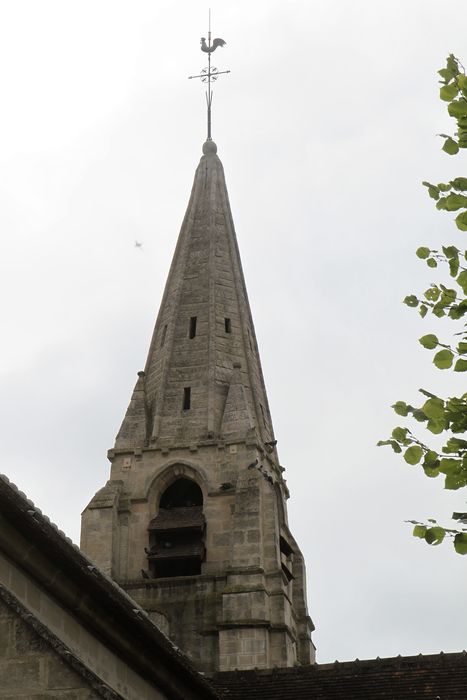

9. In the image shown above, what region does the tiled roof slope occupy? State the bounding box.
[212,651,467,699]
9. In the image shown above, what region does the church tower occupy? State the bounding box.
[81,138,315,672]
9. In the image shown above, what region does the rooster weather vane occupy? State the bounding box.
[188,11,230,140]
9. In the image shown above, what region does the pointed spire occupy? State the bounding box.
[114,142,276,451]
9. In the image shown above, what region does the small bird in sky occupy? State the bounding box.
[200,37,226,53]
[135,240,143,249]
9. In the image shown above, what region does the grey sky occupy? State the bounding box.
[1,0,467,664]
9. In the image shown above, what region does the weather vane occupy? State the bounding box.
[188,10,230,141]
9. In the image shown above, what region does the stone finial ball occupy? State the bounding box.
[202,140,218,155]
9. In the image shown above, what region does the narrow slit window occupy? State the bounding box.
[248,329,253,350]
[224,318,231,334]
[260,403,267,427]
[183,387,191,410]
[189,316,197,339]
[161,325,167,347]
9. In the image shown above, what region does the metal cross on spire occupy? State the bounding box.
[188,10,230,141]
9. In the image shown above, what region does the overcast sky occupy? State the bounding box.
[1,0,467,665]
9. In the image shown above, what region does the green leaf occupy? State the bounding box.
[440,287,457,305]
[440,83,459,101]
[452,512,467,522]
[439,458,460,475]
[455,211,467,232]
[424,526,445,545]
[438,183,452,192]
[424,450,440,466]
[419,304,428,318]
[403,295,419,308]
[433,349,454,369]
[443,245,459,257]
[454,358,467,372]
[457,341,467,354]
[444,193,467,210]
[413,525,427,538]
[438,68,452,82]
[416,246,431,259]
[457,269,467,292]
[404,445,423,465]
[446,54,460,74]
[451,177,467,191]
[424,286,440,302]
[442,137,459,155]
[449,256,460,277]
[422,181,439,200]
[419,334,438,349]
[392,401,409,416]
[427,258,438,268]
[378,440,403,454]
[423,451,440,476]
[445,436,467,452]
[413,409,428,422]
[423,465,440,478]
[427,418,446,434]
[449,305,466,319]
[392,426,408,441]
[445,472,467,490]
[422,398,445,418]
[448,100,467,118]
[432,305,446,318]
[454,533,467,554]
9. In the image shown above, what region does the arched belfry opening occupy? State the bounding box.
[159,478,203,508]
[147,477,206,578]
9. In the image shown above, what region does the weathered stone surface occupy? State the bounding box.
[0,597,98,697]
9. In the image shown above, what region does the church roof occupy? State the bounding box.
[213,652,467,699]
[116,140,277,454]
[0,473,218,700]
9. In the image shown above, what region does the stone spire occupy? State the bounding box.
[116,140,275,451]
[81,141,315,674]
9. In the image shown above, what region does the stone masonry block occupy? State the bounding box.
[15,619,49,654]
[0,619,12,657]
[0,658,41,690]
[233,531,244,545]
[247,529,260,543]
[244,638,266,654]
[46,656,86,690]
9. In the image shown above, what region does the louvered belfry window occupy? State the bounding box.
[147,479,206,578]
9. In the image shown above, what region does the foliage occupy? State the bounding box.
[378,55,467,554]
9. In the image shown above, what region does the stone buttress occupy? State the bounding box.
[81,140,315,673]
